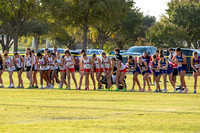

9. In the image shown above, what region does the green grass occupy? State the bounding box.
[0,72,200,133]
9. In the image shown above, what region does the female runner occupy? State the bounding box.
[151,55,161,92]
[191,51,200,93]
[81,53,95,90]
[92,53,103,90]
[64,50,78,90]
[24,48,34,89]
[172,48,188,93]
[111,58,126,91]
[0,54,4,88]
[37,52,52,89]
[31,50,38,88]
[127,55,142,91]
[14,52,24,88]
[47,50,60,89]
[78,49,86,90]
[138,56,151,92]
[3,51,15,88]
[101,52,112,90]
[56,52,68,89]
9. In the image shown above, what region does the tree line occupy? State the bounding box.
[0,0,199,53]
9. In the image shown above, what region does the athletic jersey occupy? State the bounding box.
[139,62,147,71]
[129,60,136,70]
[5,56,15,71]
[48,56,54,65]
[5,56,12,68]
[38,56,46,70]
[119,61,126,70]
[160,58,167,70]
[56,57,65,70]
[65,56,74,68]
[83,57,91,69]
[25,55,32,66]
[102,56,110,69]
[94,58,103,69]
[15,55,23,68]
[193,56,200,69]
[142,55,151,65]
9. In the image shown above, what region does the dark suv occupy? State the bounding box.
[164,48,200,72]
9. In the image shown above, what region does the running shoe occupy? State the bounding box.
[27,86,31,89]
[93,87,96,90]
[193,90,196,94]
[105,89,110,91]
[154,90,158,93]
[173,89,176,93]
[58,87,63,90]
[44,86,48,89]
[115,88,119,91]
[78,87,81,90]
[109,86,113,90]
[0,85,4,88]
[148,88,152,92]
[141,89,145,92]
[177,90,183,93]
[122,88,127,91]
[65,85,69,90]
[35,85,38,88]
[40,86,44,89]
[16,86,21,88]
[76,87,79,90]
[183,87,188,93]
[20,86,24,89]
[129,89,134,92]
[163,89,167,93]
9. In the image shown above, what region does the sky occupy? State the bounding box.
[134,0,171,20]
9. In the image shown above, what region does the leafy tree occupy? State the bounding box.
[146,19,189,48]
[166,0,200,48]
[0,0,40,52]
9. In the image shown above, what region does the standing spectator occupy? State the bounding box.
[114,48,123,62]
[52,46,57,57]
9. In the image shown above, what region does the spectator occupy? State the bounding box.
[114,48,123,62]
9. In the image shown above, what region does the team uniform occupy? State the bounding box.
[15,56,23,71]
[129,60,140,74]
[94,58,103,72]
[139,62,151,75]
[32,55,38,71]
[5,57,15,71]
[25,56,32,71]
[160,58,168,74]
[152,60,160,76]
[83,57,92,72]
[193,56,200,72]
[56,57,66,72]
[65,56,75,72]
[38,56,48,71]
[119,61,126,73]
[103,57,111,71]
[176,54,186,72]
[48,56,58,71]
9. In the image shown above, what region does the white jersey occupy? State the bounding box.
[48,56,58,70]
[5,56,15,71]
[65,56,74,68]
[38,56,47,70]
[94,58,103,69]
[102,56,110,69]
[15,56,23,68]
[56,57,65,70]
[119,61,126,70]
[25,56,32,66]
[83,57,91,69]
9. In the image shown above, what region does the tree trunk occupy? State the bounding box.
[83,18,88,50]
[35,35,40,51]
[13,34,18,52]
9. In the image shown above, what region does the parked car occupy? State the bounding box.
[36,48,65,54]
[164,48,200,72]
[121,46,157,64]
[108,50,126,55]
[87,49,104,55]
[122,46,157,56]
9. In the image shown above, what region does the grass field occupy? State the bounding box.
[0,72,200,133]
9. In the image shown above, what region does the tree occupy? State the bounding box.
[0,0,39,52]
[0,27,14,52]
[112,8,143,49]
[146,19,189,48]
[166,0,200,48]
